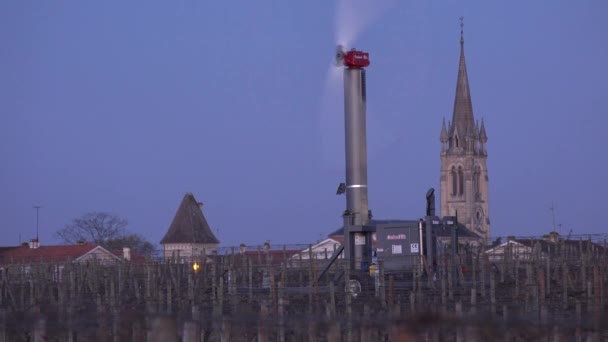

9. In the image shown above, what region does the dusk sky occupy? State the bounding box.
[1,1,607,248]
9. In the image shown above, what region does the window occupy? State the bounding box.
[458,166,464,196]
[451,166,457,196]
[473,166,481,199]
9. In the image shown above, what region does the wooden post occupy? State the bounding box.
[538,268,545,308]
[455,302,463,342]
[327,320,341,342]
[248,258,253,303]
[581,255,587,292]
[217,264,224,316]
[388,275,394,307]
[441,262,447,306]
[148,316,178,342]
[220,319,231,342]
[379,261,386,308]
[278,281,286,342]
[33,316,46,342]
[183,321,200,342]
[308,319,317,342]
[360,304,373,342]
[593,265,600,313]
[562,261,568,310]
[409,291,415,314]
[308,244,313,315]
[167,274,172,314]
[0,309,6,342]
[546,255,551,296]
[329,281,336,317]
[345,264,352,342]
[472,252,477,292]
[448,257,454,300]
[257,301,268,342]
[480,254,486,298]
[500,252,506,283]
[470,288,477,314]
[326,287,340,342]
[514,259,520,299]
[490,270,496,313]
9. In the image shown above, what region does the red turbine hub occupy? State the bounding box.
[344,49,370,68]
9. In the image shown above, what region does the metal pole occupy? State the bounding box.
[33,205,41,241]
[343,67,370,271]
[343,67,369,226]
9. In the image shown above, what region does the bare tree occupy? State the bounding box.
[56,212,156,257]
[56,212,128,245]
[104,233,156,257]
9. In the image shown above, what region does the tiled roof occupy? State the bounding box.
[328,219,481,241]
[0,243,148,265]
[513,238,606,254]
[240,249,301,266]
[328,219,419,237]
[0,243,99,264]
[328,219,418,241]
[161,193,219,245]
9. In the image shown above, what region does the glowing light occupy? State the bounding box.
[192,262,200,272]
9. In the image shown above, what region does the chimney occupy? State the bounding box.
[29,238,40,249]
[123,247,131,261]
[77,240,86,245]
[197,202,204,210]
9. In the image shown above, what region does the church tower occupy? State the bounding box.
[439,21,490,241]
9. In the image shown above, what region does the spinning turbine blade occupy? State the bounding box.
[319,0,397,170]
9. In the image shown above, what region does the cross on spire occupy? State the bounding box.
[459,16,464,44]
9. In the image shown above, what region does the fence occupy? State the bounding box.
[0,235,607,340]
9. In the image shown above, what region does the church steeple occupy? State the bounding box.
[439,18,490,242]
[450,17,475,143]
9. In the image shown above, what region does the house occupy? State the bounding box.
[0,240,132,282]
[485,232,607,263]
[484,240,536,262]
[0,240,123,265]
[160,193,220,260]
[291,238,344,261]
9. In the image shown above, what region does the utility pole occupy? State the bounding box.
[33,205,41,241]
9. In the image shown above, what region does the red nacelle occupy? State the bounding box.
[344,49,370,68]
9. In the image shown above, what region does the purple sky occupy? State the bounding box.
[1,1,607,247]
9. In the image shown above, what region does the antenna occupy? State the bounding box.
[33,205,41,241]
[549,202,556,232]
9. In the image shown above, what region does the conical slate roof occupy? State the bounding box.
[160,193,219,244]
[450,33,475,139]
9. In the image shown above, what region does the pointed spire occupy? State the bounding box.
[160,193,220,245]
[440,117,448,143]
[479,118,488,143]
[450,17,475,142]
